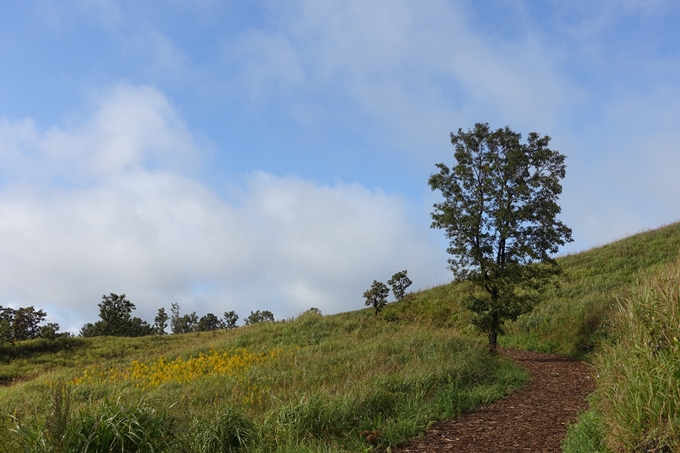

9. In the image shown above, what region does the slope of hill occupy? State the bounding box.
[0,310,527,452]
[380,221,680,357]
[2,221,679,452]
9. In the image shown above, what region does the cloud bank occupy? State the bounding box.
[0,84,447,331]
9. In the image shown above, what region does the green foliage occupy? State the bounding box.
[363,280,389,315]
[12,307,47,341]
[154,308,169,335]
[197,313,223,332]
[501,221,680,355]
[171,303,199,334]
[429,123,572,347]
[590,258,680,452]
[81,293,153,338]
[388,270,412,301]
[243,310,274,325]
[0,311,527,452]
[0,305,60,345]
[223,311,239,329]
[562,410,610,453]
[0,316,12,348]
[189,409,253,452]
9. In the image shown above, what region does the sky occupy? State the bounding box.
[1,0,679,332]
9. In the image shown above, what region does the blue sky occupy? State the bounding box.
[1,0,679,332]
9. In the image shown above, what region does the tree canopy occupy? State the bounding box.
[363,280,389,316]
[428,123,572,348]
[81,293,152,337]
[388,270,412,301]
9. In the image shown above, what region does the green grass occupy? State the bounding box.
[0,311,528,452]
[4,221,680,452]
[381,222,680,357]
[587,258,680,452]
[561,410,609,453]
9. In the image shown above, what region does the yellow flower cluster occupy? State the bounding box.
[72,348,283,389]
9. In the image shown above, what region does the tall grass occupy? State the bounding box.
[588,257,680,452]
[0,310,527,452]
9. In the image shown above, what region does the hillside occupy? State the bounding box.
[2,222,680,452]
[0,310,527,452]
[380,221,680,356]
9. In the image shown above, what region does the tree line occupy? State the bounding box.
[0,294,278,345]
[0,305,66,347]
[80,293,276,337]
[1,268,412,345]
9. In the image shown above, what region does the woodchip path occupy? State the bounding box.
[393,348,595,453]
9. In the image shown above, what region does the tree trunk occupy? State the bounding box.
[488,329,498,351]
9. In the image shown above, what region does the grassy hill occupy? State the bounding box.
[380,221,680,357]
[1,310,527,452]
[2,221,680,452]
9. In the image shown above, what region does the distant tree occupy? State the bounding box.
[79,323,97,338]
[39,322,61,340]
[387,270,412,301]
[154,307,169,335]
[363,281,389,316]
[197,313,224,331]
[128,317,154,337]
[305,307,322,316]
[97,293,135,336]
[80,293,151,337]
[223,310,239,329]
[244,310,275,325]
[13,306,47,340]
[0,306,13,347]
[429,123,572,349]
[170,303,199,334]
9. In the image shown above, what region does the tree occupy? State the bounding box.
[428,123,572,349]
[0,306,13,347]
[79,323,97,338]
[154,308,169,335]
[98,293,135,336]
[363,280,389,316]
[305,307,322,316]
[128,317,153,337]
[40,322,61,340]
[81,293,152,337]
[170,303,198,334]
[244,310,274,325]
[387,270,412,301]
[13,306,47,340]
[197,313,223,331]
[223,310,239,329]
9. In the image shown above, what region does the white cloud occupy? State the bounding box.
[224,0,577,151]
[0,84,200,182]
[0,84,447,332]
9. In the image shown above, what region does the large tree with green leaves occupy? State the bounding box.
[428,123,572,349]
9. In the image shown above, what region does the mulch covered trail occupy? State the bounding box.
[393,348,595,453]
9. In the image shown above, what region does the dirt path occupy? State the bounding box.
[393,348,595,453]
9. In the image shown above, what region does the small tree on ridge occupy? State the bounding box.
[388,270,412,301]
[363,280,389,316]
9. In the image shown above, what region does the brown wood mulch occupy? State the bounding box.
[392,348,595,453]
